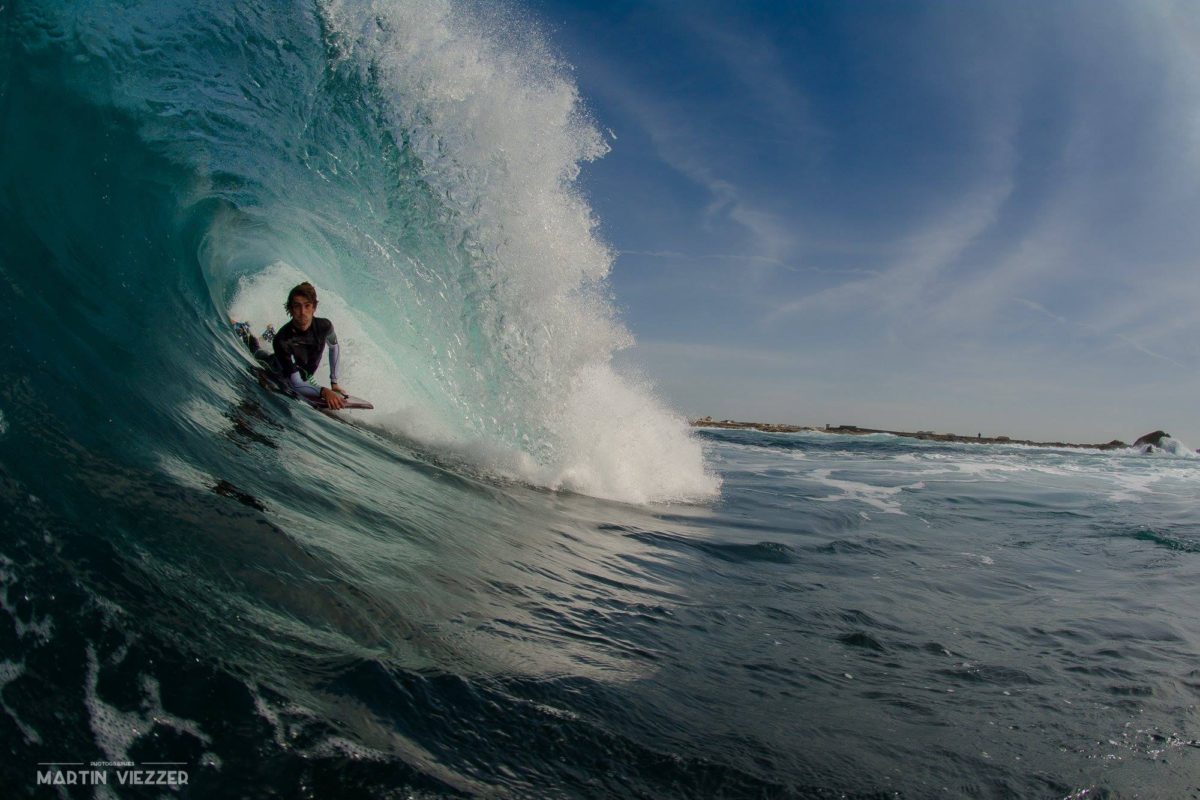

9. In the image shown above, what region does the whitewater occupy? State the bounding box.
[1,1,1199,797]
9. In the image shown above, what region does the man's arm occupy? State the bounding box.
[327,329,341,391]
[288,371,343,408]
[286,370,322,399]
[322,326,346,408]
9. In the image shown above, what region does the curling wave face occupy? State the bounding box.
[3,0,717,504]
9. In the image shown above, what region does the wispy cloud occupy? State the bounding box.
[672,9,820,144]
[628,339,797,367]
[616,249,882,277]
[764,174,1016,326]
[567,9,816,271]
[632,106,797,265]
[1015,298,1191,370]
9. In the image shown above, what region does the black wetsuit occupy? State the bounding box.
[270,318,340,399]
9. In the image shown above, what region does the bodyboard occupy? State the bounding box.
[303,393,374,410]
[256,366,373,411]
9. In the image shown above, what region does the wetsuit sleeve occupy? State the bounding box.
[287,371,322,399]
[327,328,340,384]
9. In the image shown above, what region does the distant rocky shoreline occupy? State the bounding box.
[689,417,1142,451]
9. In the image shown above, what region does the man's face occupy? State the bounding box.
[288,296,315,330]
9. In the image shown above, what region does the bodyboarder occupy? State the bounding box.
[235,281,349,410]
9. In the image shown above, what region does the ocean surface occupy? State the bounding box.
[2,1,1199,797]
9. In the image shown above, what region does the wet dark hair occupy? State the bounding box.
[285,281,318,312]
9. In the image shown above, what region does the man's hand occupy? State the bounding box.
[321,386,346,410]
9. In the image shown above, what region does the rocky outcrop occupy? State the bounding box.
[1132,430,1169,448]
[690,419,1131,450]
[691,416,810,433]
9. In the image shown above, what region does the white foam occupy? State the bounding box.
[0,557,53,644]
[808,469,921,514]
[250,687,317,750]
[766,438,1200,508]
[85,647,212,766]
[12,613,53,644]
[536,363,720,503]
[1107,471,1160,503]
[0,660,24,687]
[1132,437,1199,458]
[307,736,389,762]
[0,659,40,744]
[719,440,808,462]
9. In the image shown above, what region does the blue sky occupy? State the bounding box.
[531,1,1200,445]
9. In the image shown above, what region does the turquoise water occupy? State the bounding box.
[2,1,1199,797]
